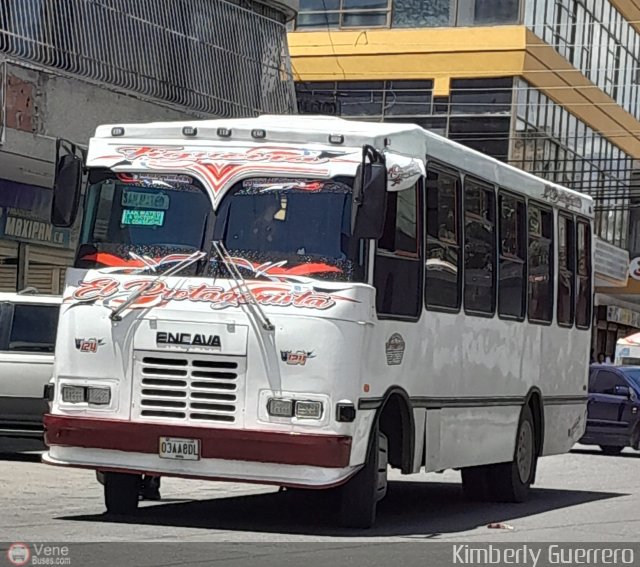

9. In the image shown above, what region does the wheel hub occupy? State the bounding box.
[516,420,534,483]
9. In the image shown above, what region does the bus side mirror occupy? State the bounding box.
[352,147,387,240]
[51,139,84,228]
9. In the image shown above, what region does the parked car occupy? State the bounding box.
[579,364,640,455]
[0,292,61,439]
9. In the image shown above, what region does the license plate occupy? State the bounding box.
[158,437,200,461]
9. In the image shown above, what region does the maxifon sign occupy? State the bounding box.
[0,178,72,248]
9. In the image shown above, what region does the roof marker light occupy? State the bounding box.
[111,127,125,137]
[182,126,198,137]
[328,134,344,145]
[217,128,232,138]
[251,129,266,139]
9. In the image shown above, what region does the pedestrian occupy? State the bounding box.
[596,353,606,364]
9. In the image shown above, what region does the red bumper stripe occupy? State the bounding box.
[44,414,352,468]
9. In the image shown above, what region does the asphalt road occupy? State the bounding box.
[1,438,639,566]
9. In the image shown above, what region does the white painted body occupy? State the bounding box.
[45,116,593,486]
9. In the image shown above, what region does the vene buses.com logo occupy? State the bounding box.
[7,543,31,566]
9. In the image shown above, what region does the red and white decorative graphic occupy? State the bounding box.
[225,257,341,282]
[95,145,359,197]
[68,277,358,312]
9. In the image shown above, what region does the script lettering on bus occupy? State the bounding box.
[69,278,357,311]
[542,185,582,209]
[115,146,335,165]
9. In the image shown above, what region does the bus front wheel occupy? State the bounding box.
[338,428,388,529]
[104,472,141,515]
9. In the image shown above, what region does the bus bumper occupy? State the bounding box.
[43,414,356,488]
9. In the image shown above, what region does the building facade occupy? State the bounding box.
[0,0,298,293]
[288,0,640,358]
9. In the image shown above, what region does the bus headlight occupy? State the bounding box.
[266,398,323,419]
[267,398,294,417]
[60,385,111,405]
[295,400,323,419]
[61,385,85,403]
[87,387,111,405]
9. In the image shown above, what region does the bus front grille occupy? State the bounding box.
[133,351,245,425]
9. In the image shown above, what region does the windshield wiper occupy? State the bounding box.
[109,250,206,321]
[212,240,275,331]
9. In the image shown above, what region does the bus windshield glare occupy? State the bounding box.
[75,174,365,282]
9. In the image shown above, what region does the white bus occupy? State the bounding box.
[43,116,593,528]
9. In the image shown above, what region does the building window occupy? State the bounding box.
[450,78,513,114]
[392,0,451,27]
[374,183,423,319]
[557,214,575,327]
[449,117,511,162]
[576,219,592,329]
[512,78,631,249]
[463,177,496,316]
[425,166,461,311]
[498,191,526,320]
[527,203,554,324]
[296,0,391,28]
[525,0,640,121]
[472,0,520,24]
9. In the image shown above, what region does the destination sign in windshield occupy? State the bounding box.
[121,209,165,227]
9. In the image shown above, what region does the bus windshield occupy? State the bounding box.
[209,177,365,283]
[75,173,211,272]
[75,174,365,282]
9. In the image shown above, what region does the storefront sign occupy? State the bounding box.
[0,208,70,247]
[606,305,640,328]
[594,237,629,287]
[0,178,73,249]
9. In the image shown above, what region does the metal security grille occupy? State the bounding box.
[0,0,296,117]
[133,352,246,424]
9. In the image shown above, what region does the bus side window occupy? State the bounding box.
[374,182,423,319]
[575,219,592,329]
[527,203,554,324]
[557,213,575,327]
[463,177,496,316]
[497,191,526,320]
[425,167,461,312]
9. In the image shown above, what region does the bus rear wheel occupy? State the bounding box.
[104,472,141,515]
[486,405,536,503]
[338,428,388,529]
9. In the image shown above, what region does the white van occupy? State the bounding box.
[0,292,62,438]
[614,333,640,365]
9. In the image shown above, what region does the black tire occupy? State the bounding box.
[600,445,624,456]
[461,466,490,501]
[630,425,640,451]
[486,405,537,503]
[338,428,388,529]
[104,472,141,515]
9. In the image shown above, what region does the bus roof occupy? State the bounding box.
[92,114,593,218]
